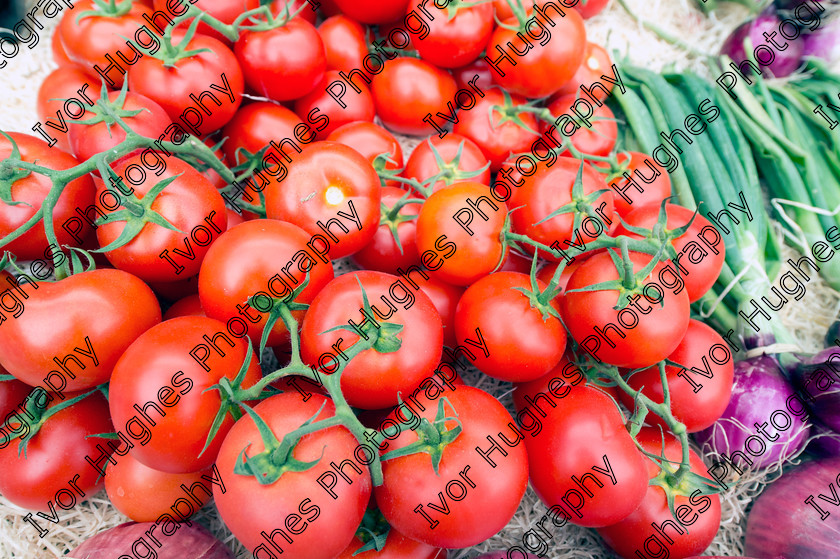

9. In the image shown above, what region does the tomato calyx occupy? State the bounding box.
[73,81,146,131]
[140,16,213,68]
[512,253,564,321]
[322,277,406,355]
[421,139,492,195]
[488,89,545,135]
[75,0,134,23]
[3,386,103,458]
[378,190,424,255]
[351,507,391,555]
[380,397,462,475]
[496,0,534,29]
[0,133,33,207]
[92,168,185,253]
[233,400,332,484]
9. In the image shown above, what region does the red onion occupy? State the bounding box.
[808,422,840,457]
[720,8,804,78]
[745,457,840,558]
[68,522,233,559]
[694,356,811,472]
[793,346,840,432]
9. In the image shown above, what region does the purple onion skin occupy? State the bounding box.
[808,421,840,457]
[694,356,811,470]
[721,10,804,77]
[69,522,234,559]
[745,458,840,558]
[793,347,840,432]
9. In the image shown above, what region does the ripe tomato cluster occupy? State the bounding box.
[0,0,737,557]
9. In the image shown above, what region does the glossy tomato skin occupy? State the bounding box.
[622,319,734,433]
[592,151,672,218]
[410,1,494,68]
[415,182,508,286]
[215,393,371,559]
[318,15,369,73]
[454,272,566,382]
[376,386,528,548]
[596,428,722,559]
[67,90,172,163]
[198,220,335,347]
[332,0,410,24]
[486,9,586,98]
[404,134,491,194]
[561,250,691,369]
[0,372,32,419]
[0,269,161,391]
[370,57,458,136]
[0,133,96,259]
[272,0,318,23]
[0,390,113,511]
[327,121,403,186]
[510,157,614,261]
[300,271,443,409]
[337,529,446,559]
[294,70,376,139]
[105,453,214,521]
[415,274,464,347]
[163,294,205,320]
[554,41,613,99]
[453,87,539,171]
[574,0,610,18]
[108,316,262,473]
[58,0,151,86]
[351,187,422,274]
[264,141,381,259]
[95,155,227,283]
[221,101,305,164]
[544,94,617,157]
[36,66,104,151]
[514,374,649,527]
[235,18,326,102]
[128,32,244,136]
[51,29,75,66]
[617,204,725,302]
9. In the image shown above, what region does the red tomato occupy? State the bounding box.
[214,393,371,558]
[415,182,508,286]
[543,93,617,157]
[574,0,610,18]
[414,274,464,347]
[105,453,214,521]
[163,294,205,320]
[617,203,725,302]
[509,157,614,261]
[95,155,227,283]
[409,1,494,68]
[108,316,262,473]
[514,374,649,527]
[318,15,369,73]
[561,250,691,369]
[536,259,584,293]
[370,57,458,136]
[622,319,734,433]
[454,271,565,382]
[592,151,672,218]
[554,42,614,99]
[376,386,529,548]
[300,270,443,409]
[221,101,305,165]
[198,219,335,347]
[332,0,410,24]
[327,121,404,186]
[0,133,96,259]
[272,0,318,23]
[294,71,376,139]
[0,268,161,391]
[235,18,326,102]
[263,141,381,259]
[0,372,33,420]
[58,0,151,86]
[486,9,586,98]
[596,428,722,559]
[352,187,422,274]
[451,59,493,93]
[0,389,113,511]
[404,134,491,194]
[453,87,539,171]
[152,0,260,42]
[67,91,172,163]
[51,29,75,67]
[36,66,104,151]
[128,31,244,136]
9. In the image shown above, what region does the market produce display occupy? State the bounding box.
[1,0,840,557]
